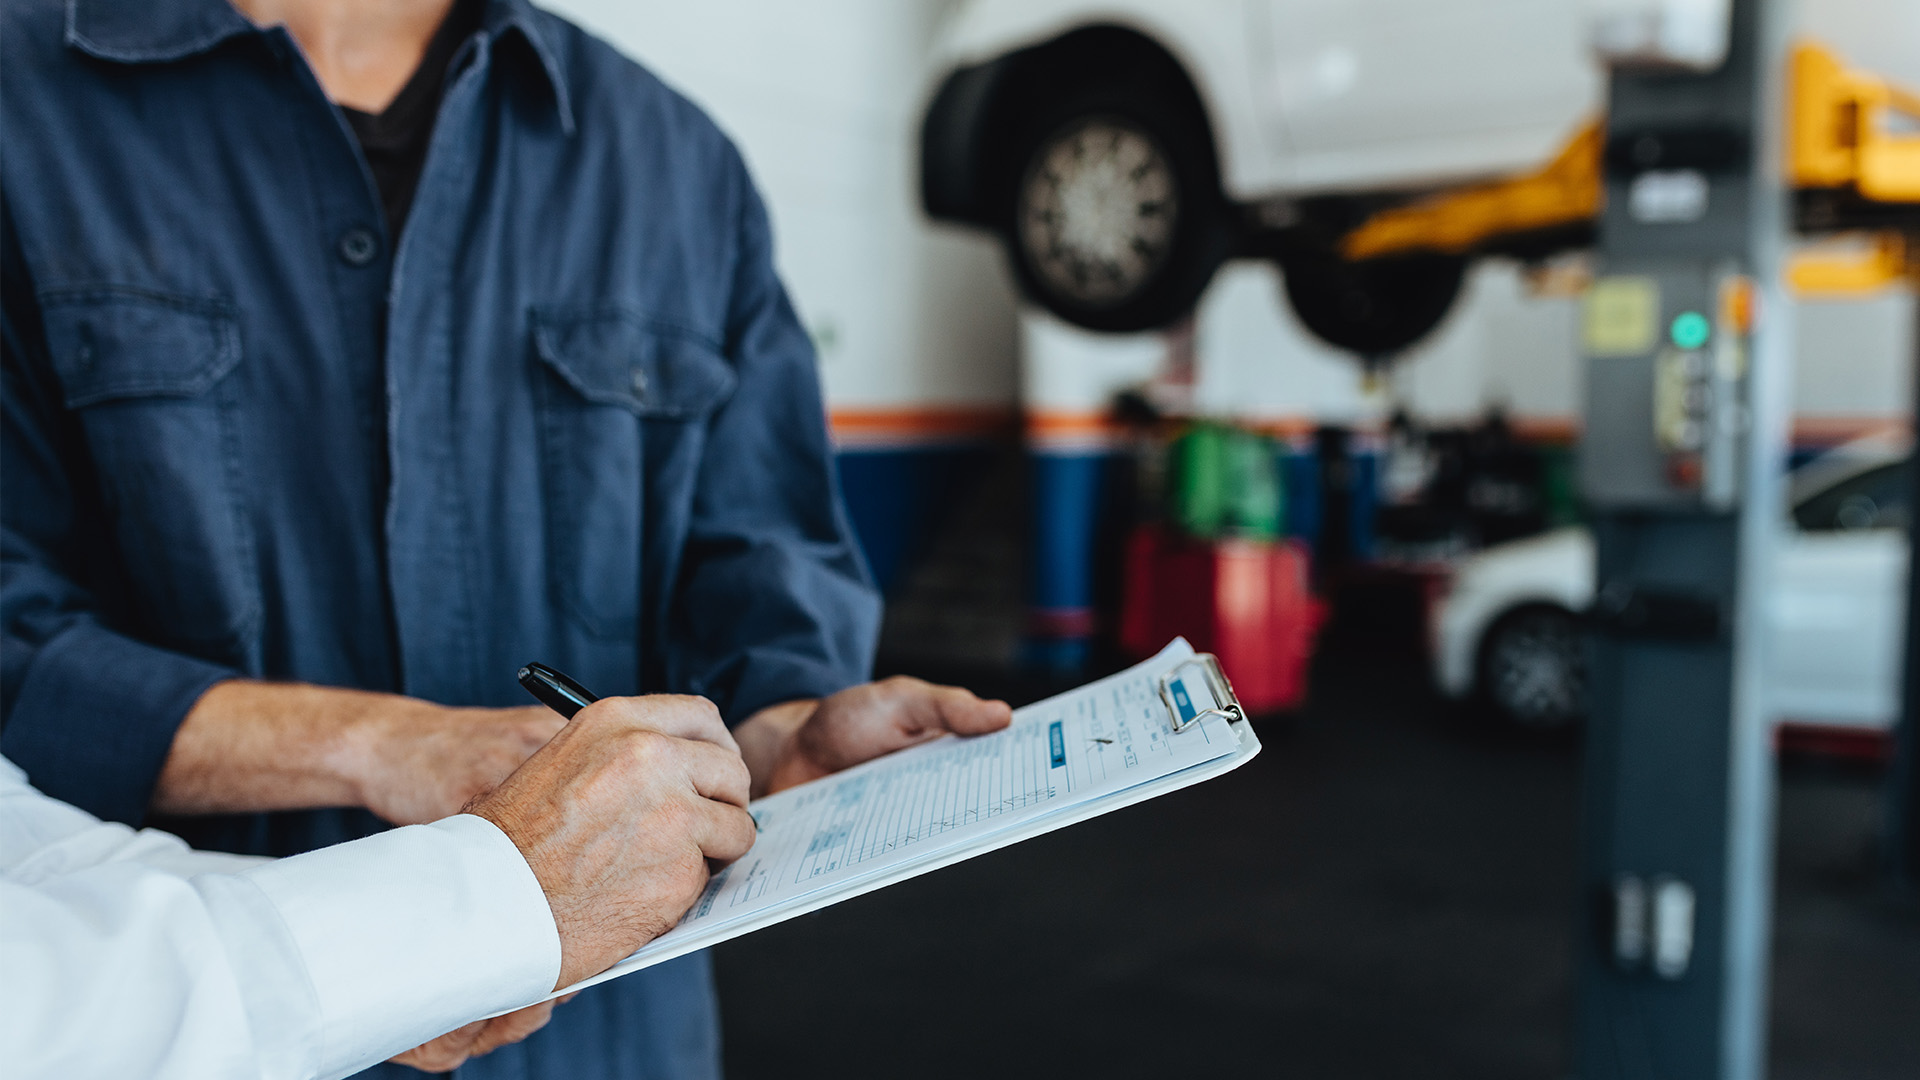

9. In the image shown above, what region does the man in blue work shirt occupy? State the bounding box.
[0,0,1012,1075]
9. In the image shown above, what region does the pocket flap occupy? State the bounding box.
[40,288,241,408]
[531,308,737,419]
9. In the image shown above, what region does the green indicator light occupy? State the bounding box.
[1670,311,1711,350]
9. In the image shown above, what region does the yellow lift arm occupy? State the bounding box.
[1339,42,1920,294]
[1342,120,1602,262]
[1787,41,1920,293]
[1789,40,1920,202]
[1788,231,1913,294]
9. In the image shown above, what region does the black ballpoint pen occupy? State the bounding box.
[518,662,600,718]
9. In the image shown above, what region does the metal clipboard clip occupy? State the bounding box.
[1157,653,1247,733]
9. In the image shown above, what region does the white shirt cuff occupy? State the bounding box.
[238,814,561,1079]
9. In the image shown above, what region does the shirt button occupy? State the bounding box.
[630,366,649,400]
[337,228,379,267]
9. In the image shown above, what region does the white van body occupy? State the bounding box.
[934,0,1912,201]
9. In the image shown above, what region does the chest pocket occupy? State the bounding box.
[531,307,737,637]
[40,287,258,657]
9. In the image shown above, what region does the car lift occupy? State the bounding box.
[1339,39,1920,295]
[1337,7,1919,1078]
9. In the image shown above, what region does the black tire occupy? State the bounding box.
[1279,250,1467,357]
[1477,605,1586,730]
[1000,86,1232,333]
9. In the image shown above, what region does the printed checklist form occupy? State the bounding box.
[551,638,1262,997]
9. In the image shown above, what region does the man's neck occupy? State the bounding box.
[231,0,457,112]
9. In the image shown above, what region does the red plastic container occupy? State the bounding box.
[1119,524,1327,716]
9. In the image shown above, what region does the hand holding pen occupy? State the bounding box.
[517,661,758,835]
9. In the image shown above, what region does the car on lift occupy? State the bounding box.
[919,0,1605,350]
[917,0,1895,352]
[1430,437,1911,731]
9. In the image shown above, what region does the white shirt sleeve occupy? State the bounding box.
[0,757,561,1080]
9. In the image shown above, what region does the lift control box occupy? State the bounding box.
[1579,263,1754,510]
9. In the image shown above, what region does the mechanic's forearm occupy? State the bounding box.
[150,680,415,816]
[731,699,815,799]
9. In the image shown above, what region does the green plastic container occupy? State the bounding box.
[1167,422,1283,541]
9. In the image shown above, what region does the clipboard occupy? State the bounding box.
[542,638,1262,1001]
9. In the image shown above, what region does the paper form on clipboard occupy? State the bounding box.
[551,637,1261,997]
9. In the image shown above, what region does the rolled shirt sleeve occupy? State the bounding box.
[2,619,235,826]
[2,212,240,826]
[0,758,561,1080]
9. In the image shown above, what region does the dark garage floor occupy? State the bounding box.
[714,592,1920,1079]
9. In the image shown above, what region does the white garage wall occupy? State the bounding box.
[1807,0,1920,89]
[1793,295,1915,429]
[540,0,1020,414]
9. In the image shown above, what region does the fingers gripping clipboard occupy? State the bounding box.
[544,638,1260,1001]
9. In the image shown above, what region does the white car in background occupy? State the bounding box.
[1432,439,1911,731]
[919,0,1907,347]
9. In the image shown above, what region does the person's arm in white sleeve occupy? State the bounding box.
[0,693,758,1080]
[0,755,559,1080]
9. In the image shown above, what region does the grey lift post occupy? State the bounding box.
[1574,0,1791,1076]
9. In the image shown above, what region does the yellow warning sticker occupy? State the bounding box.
[1583,275,1660,357]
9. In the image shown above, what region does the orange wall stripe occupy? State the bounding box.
[829,406,1016,445]
[1509,416,1581,444]
[1023,410,1123,439]
[830,407,1909,450]
[1790,415,1911,445]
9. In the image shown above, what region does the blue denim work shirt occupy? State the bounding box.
[1,0,881,1075]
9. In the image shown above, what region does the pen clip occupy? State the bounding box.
[1157,654,1246,733]
[518,662,600,719]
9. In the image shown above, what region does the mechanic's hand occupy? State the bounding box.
[354,703,567,826]
[387,996,574,1072]
[763,677,1012,796]
[468,695,757,990]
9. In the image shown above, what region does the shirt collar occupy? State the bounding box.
[65,0,574,134]
[479,0,576,135]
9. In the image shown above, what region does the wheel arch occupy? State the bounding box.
[1472,599,1584,700]
[920,24,1226,231]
